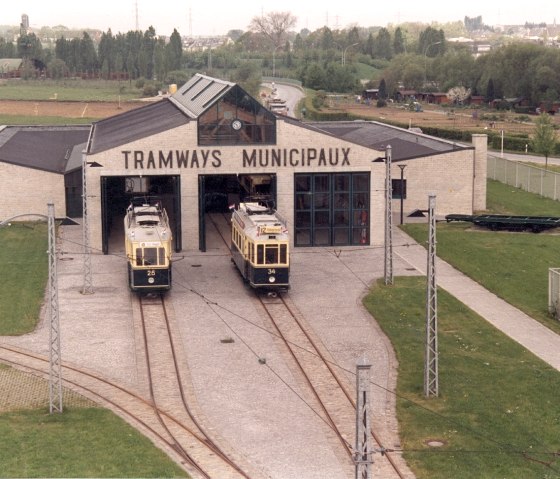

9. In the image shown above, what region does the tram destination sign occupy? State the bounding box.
[121,147,352,170]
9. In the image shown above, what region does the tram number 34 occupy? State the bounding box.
[147,269,156,276]
[268,269,276,274]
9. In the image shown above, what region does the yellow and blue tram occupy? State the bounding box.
[124,197,173,292]
[231,202,290,292]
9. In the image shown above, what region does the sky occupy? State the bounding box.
[2,1,558,36]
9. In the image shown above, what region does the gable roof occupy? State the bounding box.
[304,120,472,160]
[169,73,235,117]
[0,125,90,173]
[88,99,190,154]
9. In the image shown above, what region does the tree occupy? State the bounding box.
[166,28,183,71]
[378,78,387,99]
[532,113,557,169]
[393,27,405,55]
[230,62,261,97]
[447,86,471,104]
[248,11,297,48]
[486,78,495,102]
[374,28,392,60]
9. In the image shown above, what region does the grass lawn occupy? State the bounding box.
[402,179,560,335]
[0,222,48,335]
[0,79,143,101]
[364,277,560,479]
[0,407,187,477]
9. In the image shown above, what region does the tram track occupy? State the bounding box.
[0,294,259,479]
[256,294,408,479]
[138,293,257,479]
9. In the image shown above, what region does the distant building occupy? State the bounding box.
[20,13,29,35]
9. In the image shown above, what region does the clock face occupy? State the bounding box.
[231,119,243,131]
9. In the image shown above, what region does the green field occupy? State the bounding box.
[0,114,94,125]
[361,178,560,477]
[0,407,187,477]
[0,78,142,101]
[364,277,560,479]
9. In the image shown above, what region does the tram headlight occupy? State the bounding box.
[148,277,155,284]
[268,276,276,283]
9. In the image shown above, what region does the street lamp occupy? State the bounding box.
[342,42,359,66]
[423,41,442,89]
[272,44,283,78]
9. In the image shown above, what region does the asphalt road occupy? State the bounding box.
[263,81,305,118]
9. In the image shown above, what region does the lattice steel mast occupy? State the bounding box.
[48,203,63,413]
[82,150,93,295]
[355,360,372,479]
[384,145,393,285]
[424,194,439,397]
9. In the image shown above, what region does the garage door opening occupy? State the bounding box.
[100,175,181,254]
[198,173,276,252]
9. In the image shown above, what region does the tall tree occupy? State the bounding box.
[374,28,392,60]
[167,29,183,71]
[248,11,297,48]
[393,27,405,55]
[532,113,557,169]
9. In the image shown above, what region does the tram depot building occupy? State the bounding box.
[0,73,487,253]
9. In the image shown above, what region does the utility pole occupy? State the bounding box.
[424,194,439,397]
[384,145,393,285]
[355,360,372,479]
[48,203,63,413]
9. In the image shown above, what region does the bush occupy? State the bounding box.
[142,83,159,97]
[376,99,387,108]
[135,77,146,89]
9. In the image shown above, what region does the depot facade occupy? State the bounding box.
[0,73,487,252]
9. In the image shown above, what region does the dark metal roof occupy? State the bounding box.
[169,73,234,117]
[305,120,472,160]
[88,99,190,154]
[0,125,90,173]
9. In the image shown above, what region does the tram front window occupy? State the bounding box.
[265,246,279,264]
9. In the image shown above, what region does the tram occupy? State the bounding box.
[231,202,290,292]
[124,196,172,292]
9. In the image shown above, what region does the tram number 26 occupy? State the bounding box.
[147,269,156,276]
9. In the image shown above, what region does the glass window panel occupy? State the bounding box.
[334,228,350,245]
[135,248,142,266]
[353,227,369,245]
[159,248,165,265]
[296,193,311,210]
[257,244,264,264]
[296,211,311,227]
[314,175,329,192]
[265,246,279,264]
[334,174,350,191]
[353,174,369,191]
[353,209,369,226]
[314,211,330,226]
[314,229,330,246]
[295,229,311,246]
[295,175,311,192]
[143,248,157,266]
[334,193,349,208]
[353,193,368,209]
[314,193,329,209]
[280,244,287,264]
[334,210,349,226]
